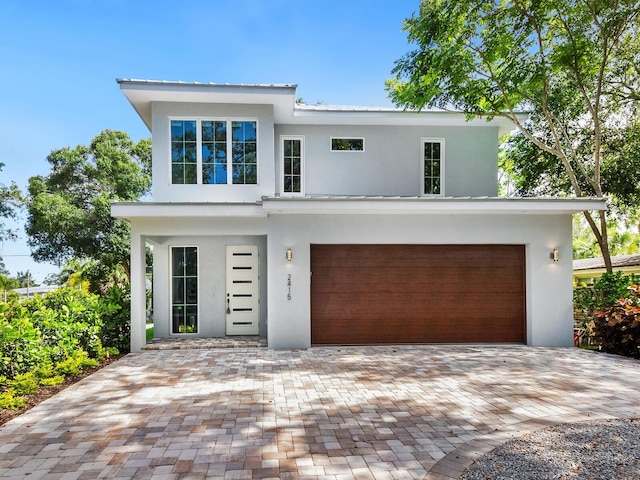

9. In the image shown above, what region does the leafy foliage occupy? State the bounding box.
[575,272,640,316]
[387,0,640,271]
[0,285,130,414]
[0,304,43,379]
[0,162,23,243]
[99,285,131,354]
[573,215,640,260]
[26,130,151,285]
[590,283,640,358]
[9,372,38,396]
[0,285,130,380]
[574,272,640,358]
[0,274,20,303]
[22,288,104,362]
[0,390,26,410]
[16,271,39,288]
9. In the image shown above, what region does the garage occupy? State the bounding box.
[311,244,526,345]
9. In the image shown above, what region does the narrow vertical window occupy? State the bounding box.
[171,246,198,334]
[202,120,227,184]
[282,137,303,194]
[423,139,444,195]
[232,121,257,184]
[171,120,197,184]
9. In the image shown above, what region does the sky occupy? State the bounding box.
[0,0,420,282]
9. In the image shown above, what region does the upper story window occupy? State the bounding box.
[171,120,197,184]
[422,138,444,196]
[331,137,364,152]
[281,136,304,195]
[171,119,257,185]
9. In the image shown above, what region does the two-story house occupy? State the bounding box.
[112,79,605,352]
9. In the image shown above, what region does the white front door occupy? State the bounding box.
[226,245,259,335]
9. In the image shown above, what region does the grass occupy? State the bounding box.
[146,327,154,342]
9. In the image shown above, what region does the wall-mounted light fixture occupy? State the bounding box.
[550,248,559,263]
[286,248,293,263]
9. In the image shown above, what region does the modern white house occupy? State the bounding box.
[112,79,606,352]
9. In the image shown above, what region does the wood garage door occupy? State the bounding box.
[311,244,525,345]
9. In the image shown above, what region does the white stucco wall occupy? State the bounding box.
[265,213,573,348]
[127,211,573,351]
[274,124,499,197]
[151,102,275,202]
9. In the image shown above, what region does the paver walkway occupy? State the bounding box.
[0,346,638,480]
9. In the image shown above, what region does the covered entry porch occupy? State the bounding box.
[112,202,268,352]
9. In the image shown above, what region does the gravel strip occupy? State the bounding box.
[460,418,640,480]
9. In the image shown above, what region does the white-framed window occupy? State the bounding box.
[421,138,444,196]
[281,136,304,195]
[330,137,364,152]
[170,118,257,185]
[170,246,198,334]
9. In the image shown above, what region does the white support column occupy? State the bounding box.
[130,226,146,353]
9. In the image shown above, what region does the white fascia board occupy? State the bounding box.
[261,197,607,215]
[117,79,298,130]
[289,108,524,137]
[116,79,523,136]
[111,202,267,219]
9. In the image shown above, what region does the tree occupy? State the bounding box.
[0,256,10,277]
[26,130,151,287]
[573,214,640,259]
[387,0,640,272]
[0,162,23,243]
[16,270,39,288]
[500,112,640,243]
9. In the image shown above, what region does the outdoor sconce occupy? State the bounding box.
[286,248,293,262]
[550,248,559,263]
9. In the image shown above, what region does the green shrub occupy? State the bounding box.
[39,375,65,386]
[9,372,38,395]
[24,288,104,360]
[32,361,55,381]
[54,351,98,376]
[99,285,131,353]
[1,284,127,386]
[54,356,82,376]
[0,389,26,410]
[0,304,46,379]
[574,272,640,316]
[105,347,120,357]
[590,283,640,358]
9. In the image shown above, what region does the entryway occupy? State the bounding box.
[225,245,260,335]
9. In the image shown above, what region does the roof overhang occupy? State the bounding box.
[292,105,522,136]
[111,202,267,219]
[112,197,606,219]
[261,196,606,215]
[117,79,298,130]
[116,79,523,135]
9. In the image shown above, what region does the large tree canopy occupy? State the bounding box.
[26,130,151,281]
[387,0,640,271]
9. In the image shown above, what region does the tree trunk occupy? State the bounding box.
[122,259,131,283]
[583,210,613,273]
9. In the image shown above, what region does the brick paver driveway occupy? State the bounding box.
[1,346,639,480]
